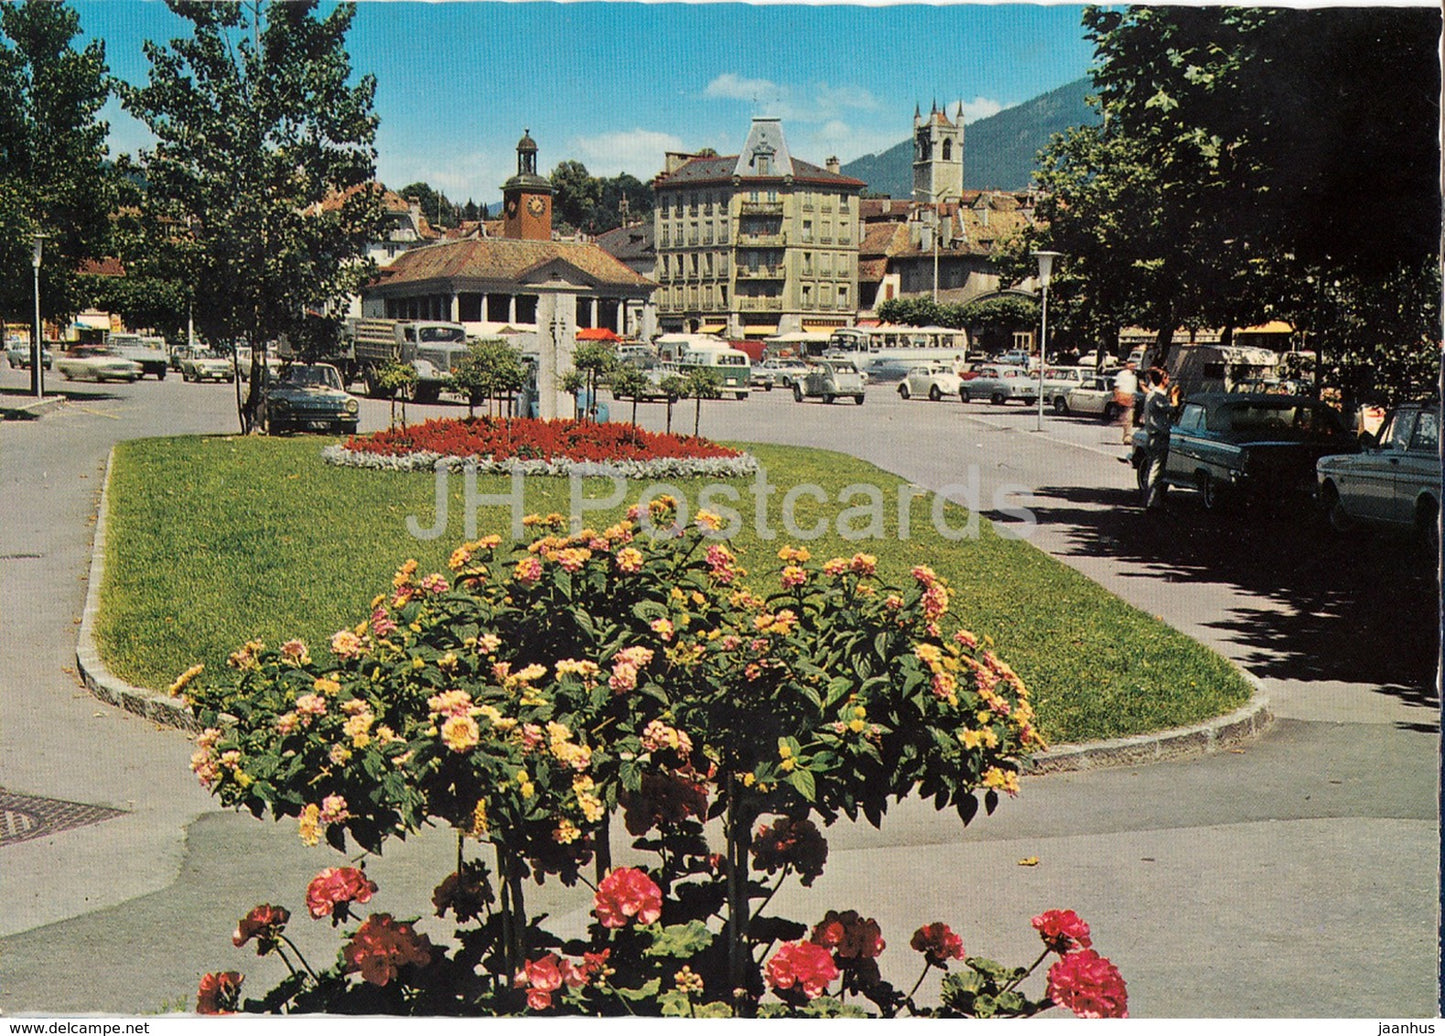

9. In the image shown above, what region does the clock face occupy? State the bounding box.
[527,195,547,217]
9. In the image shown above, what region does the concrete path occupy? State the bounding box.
[0,373,1435,1015]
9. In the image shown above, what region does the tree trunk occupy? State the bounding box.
[693,395,702,437]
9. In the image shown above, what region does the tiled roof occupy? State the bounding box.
[594,221,655,261]
[317,182,410,215]
[78,257,125,277]
[858,258,889,283]
[654,154,864,190]
[370,237,655,292]
[860,221,907,258]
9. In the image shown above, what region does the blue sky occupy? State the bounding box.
[77,2,1096,205]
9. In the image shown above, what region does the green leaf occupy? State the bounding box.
[786,767,816,801]
[658,988,692,1017]
[613,978,662,1001]
[644,920,715,958]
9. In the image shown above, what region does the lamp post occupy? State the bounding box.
[31,232,48,399]
[1032,250,1062,432]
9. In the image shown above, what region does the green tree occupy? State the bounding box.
[876,296,941,328]
[453,338,526,417]
[572,341,616,421]
[657,373,688,435]
[398,180,460,228]
[608,362,649,432]
[121,0,384,433]
[685,366,722,437]
[0,1,114,335]
[375,357,416,430]
[551,160,601,231]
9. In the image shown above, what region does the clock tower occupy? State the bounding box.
[502,129,554,241]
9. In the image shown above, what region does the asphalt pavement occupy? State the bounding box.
[0,370,1436,1016]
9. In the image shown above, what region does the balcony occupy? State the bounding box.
[735,265,785,280]
[739,200,784,216]
[737,231,786,247]
[737,297,783,311]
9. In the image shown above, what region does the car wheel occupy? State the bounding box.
[928,384,942,402]
[898,383,910,399]
[1195,471,1219,511]
[990,392,1005,406]
[1320,482,1355,533]
[824,394,836,404]
[1053,397,1069,415]
[854,394,864,405]
[764,382,772,391]
[793,384,803,402]
[1415,496,1439,557]
[1135,456,1151,504]
[157,369,166,381]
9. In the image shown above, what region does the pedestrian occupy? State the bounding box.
[1141,367,1173,510]
[1113,361,1138,443]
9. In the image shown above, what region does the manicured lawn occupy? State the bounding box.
[98,435,1251,744]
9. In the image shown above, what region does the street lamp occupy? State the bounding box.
[1032,250,1062,432]
[31,232,48,399]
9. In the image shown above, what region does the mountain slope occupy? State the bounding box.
[842,77,1097,197]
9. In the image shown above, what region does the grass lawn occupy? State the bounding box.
[98,435,1251,744]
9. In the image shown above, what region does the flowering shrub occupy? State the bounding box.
[325,415,757,479]
[181,501,1125,1017]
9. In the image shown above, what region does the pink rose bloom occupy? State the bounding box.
[1046,949,1128,1018]
[307,866,378,921]
[593,867,662,928]
[765,940,839,1000]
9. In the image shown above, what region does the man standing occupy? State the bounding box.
[1113,361,1138,443]
[1141,367,1173,510]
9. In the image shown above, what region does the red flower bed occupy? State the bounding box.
[343,416,742,464]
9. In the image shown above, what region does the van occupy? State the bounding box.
[655,334,751,399]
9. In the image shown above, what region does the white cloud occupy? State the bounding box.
[704,73,881,125]
[377,151,512,206]
[704,73,782,104]
[958,97,1005,124]
[572,129,687,179]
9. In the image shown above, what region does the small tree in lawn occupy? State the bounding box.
[453,339,525,418]
[608,363,649,433]
[686,366,723,437]
[573,342,616,421]
[658,373,688,435]
[561,370,586,420]
[375,359,415,430]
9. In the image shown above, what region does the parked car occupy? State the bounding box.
[863,358,913,384]
[181,349,236,383]
[1042,366,1092,412]
[995,350,1032,368]
[758,357,811,389]
[749,365,777,391]
[1063,375,1126,421]
[56,346,142,383]
[1129,392,1356,510]
[6,341,53,370]
[961,366,1037,406]
[793,359,865,405]
[264,363,360,435]
[1317,401,1439,548]
[898,363,963,401]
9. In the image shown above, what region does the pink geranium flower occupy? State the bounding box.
[1046,949,1128,1018]
[765,940,839,1000]
[592,867,662,928]
[306,866,378,923]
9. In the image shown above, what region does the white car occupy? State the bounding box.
[56,346,142,383]
[898,363,963,401]
[1042,366,1093,412]
[960,365,1038,406]
[1317,402,1439,548]
[1063,375,1126,421]
[181,350,236,382]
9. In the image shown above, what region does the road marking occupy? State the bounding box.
[75,407,121,420]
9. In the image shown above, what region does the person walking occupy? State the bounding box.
[1113,361,1139,443]
[1141,367,1173,510]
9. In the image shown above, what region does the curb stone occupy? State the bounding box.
[76,449,201,732]
[1,394,67,420]
[76,447,1274,767]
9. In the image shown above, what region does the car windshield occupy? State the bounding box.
[418,326,464,343]
[282,366,342,390]
[1211,401,1344,438]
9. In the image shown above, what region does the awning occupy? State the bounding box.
[743,324,776,335]
[803,323,843,333]
[1239,320,1293,334]
[696,323,725,334]
[576,327,622,341]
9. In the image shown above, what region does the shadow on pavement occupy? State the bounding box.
[989,483,1439,723]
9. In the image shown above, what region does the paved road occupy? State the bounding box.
[0,370,1436,1016]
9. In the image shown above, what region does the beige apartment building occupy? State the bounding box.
[652,118,865,338]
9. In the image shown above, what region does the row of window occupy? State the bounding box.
[658,189,852,217]
[657,250,855,281]
[659,224,854,249]
[658,283,851,312]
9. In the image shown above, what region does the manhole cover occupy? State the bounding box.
[0,790,127,846]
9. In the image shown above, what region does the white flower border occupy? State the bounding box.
[321,443,759,480]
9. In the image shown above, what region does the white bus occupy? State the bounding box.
[825,325,969,372]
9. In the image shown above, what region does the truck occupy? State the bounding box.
[349,318,469,403]
[106,332,170,380]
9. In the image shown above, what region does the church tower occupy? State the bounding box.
[501,129,554,240]
[912,101,964,206]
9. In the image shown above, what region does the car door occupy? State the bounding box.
[1391,407,1438,525]
[1356,410,1417,522]
[1163,402,1209,482]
